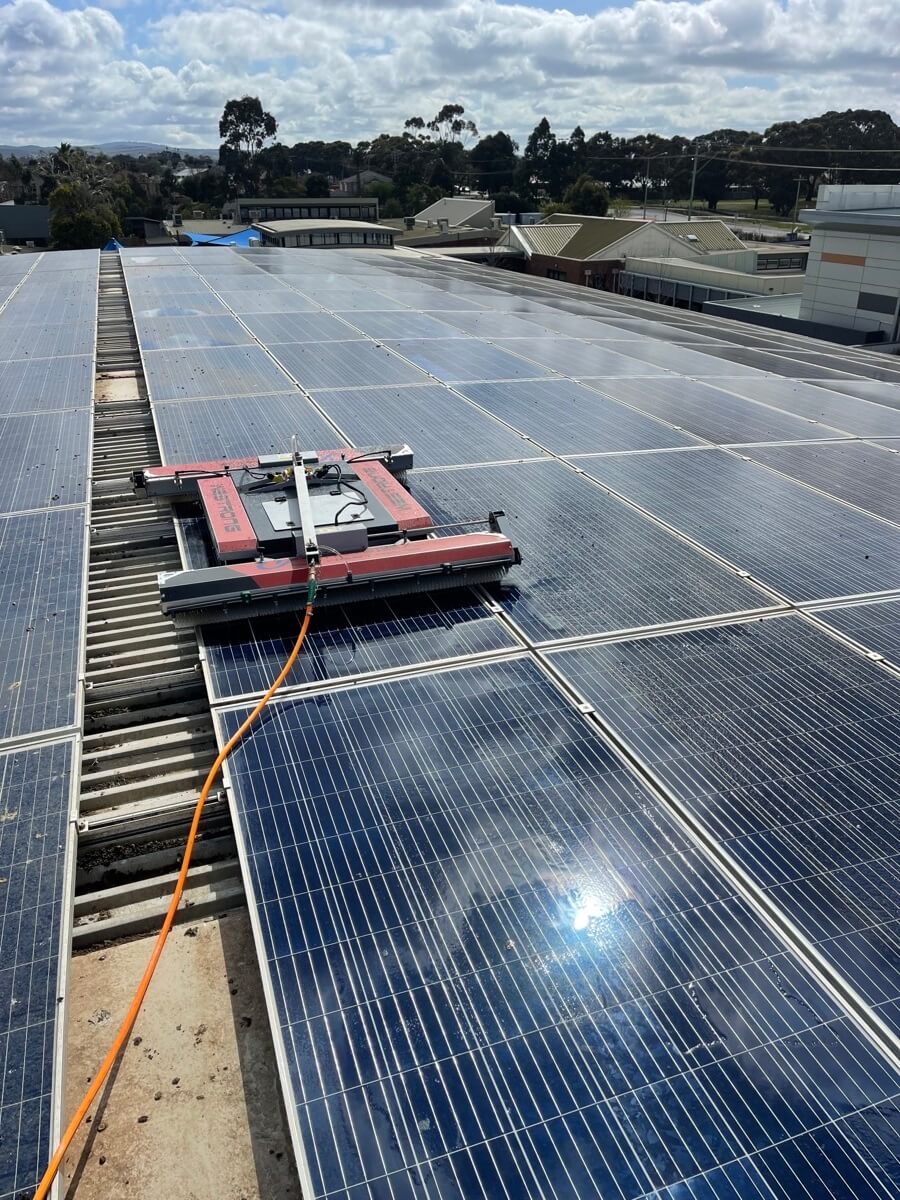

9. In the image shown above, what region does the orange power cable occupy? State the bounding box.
[33,594,316,1200]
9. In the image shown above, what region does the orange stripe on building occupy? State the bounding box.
[821,251,866,266]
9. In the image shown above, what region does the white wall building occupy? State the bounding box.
[800,184,900,340]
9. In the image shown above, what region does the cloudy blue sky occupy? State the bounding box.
[1,0,897,149]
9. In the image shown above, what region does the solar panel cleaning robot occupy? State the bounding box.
[134,443,520,625]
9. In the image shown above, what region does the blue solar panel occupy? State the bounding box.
[0,410,90,513]
[219,658,900,1200]
[409,460,771,642]
[453,379,700,454]
[0,508,86,743]
[0,737,75,1200]
[587,376,848,445]
[311,384,541,467]
[153,393,340,462]
[576,448,900,602]
[739,441,900,525]
[201,590,516,701]
[0,357,93,415]
[816,598,900,669]
[547,615,900,1036]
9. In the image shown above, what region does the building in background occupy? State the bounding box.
[799,184,900,341]
[334,169,393,196]
[223,196,379,224]
[413,196,495,229]
[252,219,394,248]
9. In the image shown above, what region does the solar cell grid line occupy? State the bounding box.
[735,441,900,527]
[151,392,344,464]
[574,447,900,605]
[0,410,90,513]
[0,736,77,1200]
[544,615,900,1045]
[812,598,900,672]
[307,383,544,468]
[408,459,775,644]
[0,321,96,362]
[583,376,855,446]
[711,376,900,440]
[450,379,702,456]
[216,657,900,1200]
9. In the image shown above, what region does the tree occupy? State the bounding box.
[304,172,330,197]
[218,96,277,193]
[562,173,610,216]
[49,182,121,249]
[470,131,518,193]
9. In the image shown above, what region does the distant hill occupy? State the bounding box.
[0,142,218,160]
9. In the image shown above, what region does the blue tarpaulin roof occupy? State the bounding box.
[102,238,123,251]
[181,227,259,247]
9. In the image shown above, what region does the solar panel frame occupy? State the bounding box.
[142,344,295,402]
[133,314,254,351]
[0,735,78,1200]
[738,440,900,525]
[0,410,91,513]
[152,393,342,463]
[0,356,93,417]
[309,383,543,467]
[409,460,776,643]
[384,338,555,383]
[451,379,703,455]
[0,507,88,746]
[575,447,900,603]
[490,338,678,379]
[812,598,900,670]
[269,340,431,390]
[711,376,900,439]
[215,656,900,1200]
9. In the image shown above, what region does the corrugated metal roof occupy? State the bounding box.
[414,197,494,227]
[543,213,647,259]
[660,220,746,252]
[511,223,580,256]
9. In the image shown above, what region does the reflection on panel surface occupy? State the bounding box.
[549,615,900,1030]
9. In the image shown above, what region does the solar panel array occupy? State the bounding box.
[119,244,900,1197]
[0,250,95,1199]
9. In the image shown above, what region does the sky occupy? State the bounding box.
[0,0,898,150]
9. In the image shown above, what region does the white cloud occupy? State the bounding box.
[0,0,898,147]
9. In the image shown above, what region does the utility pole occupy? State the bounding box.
[642,155,650,219]
[687,141,700,221]
[792,175,804,228]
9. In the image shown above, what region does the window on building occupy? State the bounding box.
[857,291,897,315]
[545,268,566,281]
